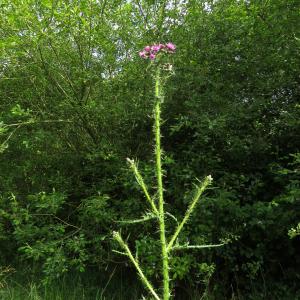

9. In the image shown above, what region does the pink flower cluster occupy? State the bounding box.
[139,43,176,60]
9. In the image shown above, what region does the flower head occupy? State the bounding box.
[149,53,156,60]
[151,44,161,52]
[139,51,147,58]
[139,42,176,61]
[166,42,176,52]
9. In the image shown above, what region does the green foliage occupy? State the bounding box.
[0,266,13,289]
[289,223,300,239]
[1,192,89,283]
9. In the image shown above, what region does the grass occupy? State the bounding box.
[0,265,142,300]
[1,265,299,300]
[2,279,300,300]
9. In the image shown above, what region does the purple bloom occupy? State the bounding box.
[151,44,161,52]
[139,42,176,60]
[149,53,156,60]
[139,51,147,58]
[166,42,176,51]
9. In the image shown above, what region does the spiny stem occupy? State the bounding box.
[116,213,157,224]
[171,243,224,251]
[167,176,213,253]
[127,158,159,216]
[154,67,170,300]
[113,232,160,300]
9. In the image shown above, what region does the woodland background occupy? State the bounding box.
[0,0,299,299]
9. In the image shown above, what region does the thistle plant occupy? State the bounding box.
[113,43,224,300]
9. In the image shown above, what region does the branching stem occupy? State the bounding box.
[171,243,224,251]
[113,232,160,300]
[127,159,159,216]
[167,176,213,252]
[114,59,219,300]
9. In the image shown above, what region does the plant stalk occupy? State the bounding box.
[113,232,160,300]
[154,67,170,300]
